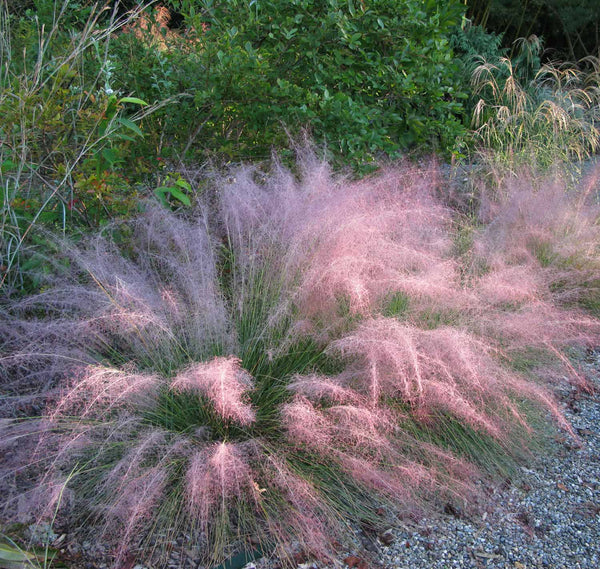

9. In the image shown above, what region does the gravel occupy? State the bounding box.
[368,356,600,569]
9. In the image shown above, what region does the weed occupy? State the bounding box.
[0,1,155,295]
[471,37,600,167]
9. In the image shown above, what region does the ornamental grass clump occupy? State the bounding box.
[474,164,600,323]
[1,153,598,567]
[467,163,600,393]
[470,38,600,167]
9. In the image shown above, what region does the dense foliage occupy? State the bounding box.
[111,0,468,166]
[1,0,599,295]
[1,2,600,568]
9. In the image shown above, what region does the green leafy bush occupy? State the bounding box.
[110,0,469,168]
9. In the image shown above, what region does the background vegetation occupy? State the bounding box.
[2,0,599,296]
[467,0,600,60]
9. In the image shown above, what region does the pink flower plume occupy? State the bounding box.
[264,455,339,563]
[329,317,551,436]
[287,373,362,404]
[336,454,428,503]
[186,442,258,524]
[171,356,256,425]
[105,465,167,553]
[51,365,160,419]
[291,165,458,320]
[282,395,394,457]
[280,397,332,450]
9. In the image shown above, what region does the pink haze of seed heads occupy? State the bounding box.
[217,157,461,331]
[2,152,600,567]
[172,356,256,425]
[477,167,600,268]
[51,365,161,419]
[186,442,258,525]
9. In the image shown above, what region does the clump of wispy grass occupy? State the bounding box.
[475,162,600,315]
[466,161,600,394]
[471,36,600,168]
[0,1,155,294]
[1,150,598,567]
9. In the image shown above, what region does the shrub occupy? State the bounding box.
[108,0,469,169]
[2,151,597,567]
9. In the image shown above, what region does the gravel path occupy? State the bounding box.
[369,358,600,569]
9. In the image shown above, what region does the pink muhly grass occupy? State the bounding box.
[128,206,230,342]
[15,476,75,525]
[324,404,395,453]
[98,429,192,562]
[336,454,431,505]
[291,165,458,320]
[544,343,595,395]
[280,396,333,450]
[474,296,600,393]
[287,373,363,404]
[475,265,546,306]
[105,465,168,556]
[186,442,259,528]
[171,356,256,425]
[267,510,335,565]
[217,157,460,330]
[469,260,600,394]
[329,317,558,437]
[1,205,232,417]
[476,165,600,280]
[0,315,94,412]
[50,365,160,419]
[70,204,228,358]
[480,301,600,349]
[263,455,341,564]
[469,164,600,384]
[281,394,475,514]
[104,429,168,490]
[282,395,393,460]
[5,149,600,567]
